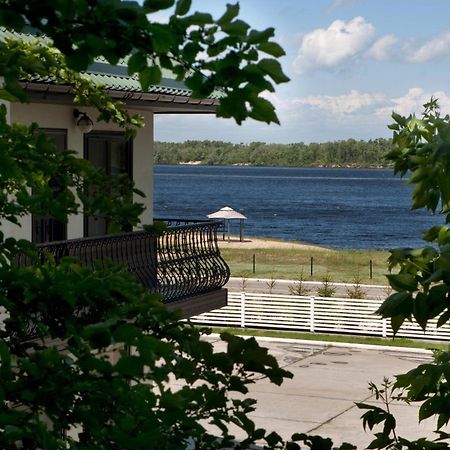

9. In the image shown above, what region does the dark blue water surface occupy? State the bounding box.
[153,165,439,250]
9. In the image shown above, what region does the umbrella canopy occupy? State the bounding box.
[207,206,246,220]
[207,206,246,241]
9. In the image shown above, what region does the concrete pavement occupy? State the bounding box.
[173,336,437,448]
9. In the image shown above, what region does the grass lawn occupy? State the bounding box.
[220,247,390,284]
[210,327,449,351]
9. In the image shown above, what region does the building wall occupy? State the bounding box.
[8,102,154,240]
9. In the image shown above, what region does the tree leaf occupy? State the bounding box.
[377,292,412,318]
[127,52,148,75]
[437,309,450,328]
[249,96,279,124]
[180,12,213,26]
[247,27,275,44]
[64,50,92,71]
[386,273,418,291]
[143,0,175,13]
[265,431,282,447]
[138,65,162,91]
[419,396,443,421]
[175,0,191,16]
[258,41,285,57]
[257,58,290,83]
[221,19,250,37]
[217,3,240,25]
[391,314,406,335]
[412,292,429,330]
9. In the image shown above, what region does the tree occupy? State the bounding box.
[357,99,450,449]
[0,2,343,449]
[316,273,336,298]
[289,269,311,297]
[0,0,289,126]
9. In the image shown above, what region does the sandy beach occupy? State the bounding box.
[217,236,332,252]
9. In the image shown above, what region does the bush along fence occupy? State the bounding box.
[190,292,450,340]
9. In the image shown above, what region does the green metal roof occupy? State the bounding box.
[0,28,221,100]
[86,61,193,96]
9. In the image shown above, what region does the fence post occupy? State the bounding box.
[310,296,315,332]
[369,259,373,280]
[252,254,256,273]
[240,291,246,328]
[310,257,314,277]
[382,318,387,338]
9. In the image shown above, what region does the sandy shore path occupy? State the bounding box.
[217,236,332,252]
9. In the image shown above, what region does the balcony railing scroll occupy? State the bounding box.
[15,219,230,304]
[155,219,230,302]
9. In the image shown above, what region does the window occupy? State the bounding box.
[84,132,132,237]
[32,129,68,244]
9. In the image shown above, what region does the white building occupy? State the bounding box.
[4,30,229,317]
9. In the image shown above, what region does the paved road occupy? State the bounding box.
[170,337,435,449]
[226,277,390,299]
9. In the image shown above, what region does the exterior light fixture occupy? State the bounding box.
[73,109,94,133]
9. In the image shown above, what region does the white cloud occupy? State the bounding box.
[407,31,450,63]
[155,89,450,144]
[293,17,376,73]
[367,35,398,61]
[293,88,450,121]
[293,89,385,115]
[375,88,450,119]
[292,20,450,72]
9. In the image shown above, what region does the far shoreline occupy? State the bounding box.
[157,162,391,170]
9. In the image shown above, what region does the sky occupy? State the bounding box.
[154,0,450,144]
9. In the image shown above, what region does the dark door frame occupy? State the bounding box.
[83,131,133,237]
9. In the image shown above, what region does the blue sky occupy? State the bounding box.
[154,0,450,143]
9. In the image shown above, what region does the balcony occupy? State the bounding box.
[16,220,230,318]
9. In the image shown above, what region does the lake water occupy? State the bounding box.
[153,165,440,250]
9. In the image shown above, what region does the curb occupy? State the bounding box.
[208,333,434,355]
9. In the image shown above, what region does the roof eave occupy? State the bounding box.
[19,81,219,114]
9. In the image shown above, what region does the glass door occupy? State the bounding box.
[84,132,132,237]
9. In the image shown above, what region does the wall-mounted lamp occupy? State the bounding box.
[73,109,94,133]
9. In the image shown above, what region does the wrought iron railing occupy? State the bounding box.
[155,219,230,302]
[16,220,230,304]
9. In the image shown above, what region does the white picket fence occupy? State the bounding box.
[190,292,450,341]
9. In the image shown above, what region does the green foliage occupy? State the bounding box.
[0,96,322,448]
[363,100,450,449]
[317,273,336,298]
[0,2,351,449]
[356,379,400,449]
[378,101,450,334]
[154,138,393,168]
[0,0,290,126]
[0,105,144,264]
[289,269,311,296]
[266,272,277,294]
[346,274,367,299]
[0,37,144,137]
[0,258,294,448]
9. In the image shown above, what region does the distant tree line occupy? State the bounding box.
[154,138,392,168]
